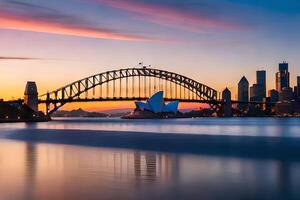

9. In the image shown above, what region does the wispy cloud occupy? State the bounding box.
[0,56,39,60]
[0,0,162,42]
[96,0,243,32]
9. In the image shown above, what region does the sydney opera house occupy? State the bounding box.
[123,91,179,119]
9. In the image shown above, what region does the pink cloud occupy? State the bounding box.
[97,0,240,32]
[0,12,162,42]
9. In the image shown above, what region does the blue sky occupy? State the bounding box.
[0,0,300,108]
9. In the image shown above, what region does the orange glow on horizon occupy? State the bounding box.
[52,101,207,113]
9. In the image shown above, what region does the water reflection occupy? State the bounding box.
[145,153,156,178]
[134,152,141,177]
[1,140,300,199]
[24,142,37,200]
[277,160,292,199]
[1,118,300,137]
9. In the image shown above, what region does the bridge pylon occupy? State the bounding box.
[24,81,38,112]
[221,88,233,117]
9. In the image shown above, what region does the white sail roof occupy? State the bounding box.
[162,100,179,113]
[147,91,165,113]
[135,91,178,113]
[135,101,151,110]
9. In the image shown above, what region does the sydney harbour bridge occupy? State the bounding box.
[16,65,264,116]
[39,66,221,115]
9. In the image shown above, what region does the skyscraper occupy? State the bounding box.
[256,70,266,98]
[276,62,290,92]
[250,84,264,101]
[238,76,249,110]
[250,70,266,102]
[294,86,298,99]
[297,76,300,97]
[297,76,300,98]
[268,89,279,103]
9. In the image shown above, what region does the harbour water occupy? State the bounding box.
[1,118,300,200]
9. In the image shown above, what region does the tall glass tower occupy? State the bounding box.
[297,76,300,98]
[238,76,249,110]
[256,70,266,98]
[276,62,290,92]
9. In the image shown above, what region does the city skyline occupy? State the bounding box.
[1,0,300,111]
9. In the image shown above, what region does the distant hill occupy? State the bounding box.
[52,107,202,118]
[52,108,109,118]
[100,108,133,114]
[101,108,194,114]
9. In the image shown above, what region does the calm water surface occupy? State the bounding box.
[1,118,300,200]
[1,117,300,137]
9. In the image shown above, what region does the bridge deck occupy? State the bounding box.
[4,98,274,105]
[38,97,223,104]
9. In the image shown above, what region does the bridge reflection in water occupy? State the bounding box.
[0,139,300,200]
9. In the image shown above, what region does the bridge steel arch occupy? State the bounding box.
[40,67,219,115]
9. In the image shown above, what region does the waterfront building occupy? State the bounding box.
[276,62,290,92]
[135,91,179,113]
[263,97,272,114]
[249,70,266,102]
[237,76,249,110]
[279,87,293,102]
[294,100,300,113]
[294,86,298,99]
[276,101,294,114]
[275,100,300,114]
[268,89,279,103]
[297,76,300,98]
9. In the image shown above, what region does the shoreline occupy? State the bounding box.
[1,115,300,123]
[0,118,51,123]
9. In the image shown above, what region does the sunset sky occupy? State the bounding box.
[1,0,300,111]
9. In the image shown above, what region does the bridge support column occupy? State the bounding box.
[45,92,50,115]
[24,81,38,112]
[222,88,233,117]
